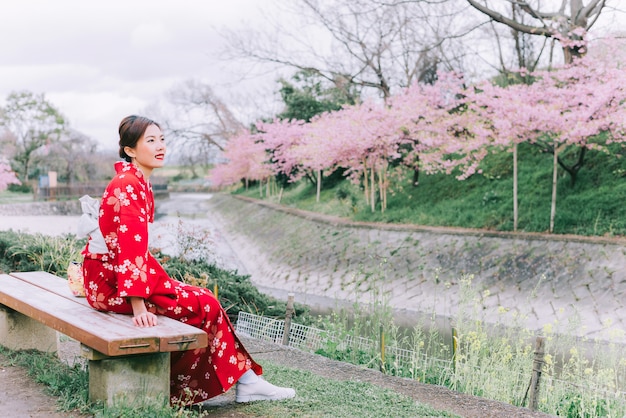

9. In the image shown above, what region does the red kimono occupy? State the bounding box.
[82,161,261,404]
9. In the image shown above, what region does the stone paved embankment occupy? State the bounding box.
[204,194,626,345]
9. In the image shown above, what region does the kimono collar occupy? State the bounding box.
[114,161,147,182]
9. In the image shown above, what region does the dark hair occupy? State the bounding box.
[118,115,161,162]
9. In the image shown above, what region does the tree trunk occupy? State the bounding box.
[316,169,321,203]
[382,164,388,212]
[532,143,586,186]
[378,166,384,213]
[550,141,559,233]
[363,159,370,207]
[558,147,586,186]
[513,143,518,232]
[370,164,376,213]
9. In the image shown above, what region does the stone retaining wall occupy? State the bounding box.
[205,194,626,343]
[0,201,81,216]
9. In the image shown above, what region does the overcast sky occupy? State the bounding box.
[0,0,281,151]
[2,1,625,154]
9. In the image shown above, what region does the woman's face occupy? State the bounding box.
[124,124,166,176]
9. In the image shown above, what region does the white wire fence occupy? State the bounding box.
[236,311,440,367]
[235,311,626,417]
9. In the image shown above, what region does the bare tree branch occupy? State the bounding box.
[466,0,611,63]
[466,0,552,37]
[220,0,473,100]
[163,80,246,164]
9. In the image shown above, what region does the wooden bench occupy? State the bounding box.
[0,271,208,407]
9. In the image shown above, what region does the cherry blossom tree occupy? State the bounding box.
[254,119,309,182]
[390,72,494,182]
[526,59,626,231]
[209,130,272,193]
[466,81,534,230]
[0,158,20,191]
[210,39,626,229]
[468,44,626,232]
[466,59,606,211]
[253,118,314,199]
[254,102,403,210]
[307,100,402,211]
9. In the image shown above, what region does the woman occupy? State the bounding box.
[82,115,295,405]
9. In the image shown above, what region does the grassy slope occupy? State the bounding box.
[241,143,626,237]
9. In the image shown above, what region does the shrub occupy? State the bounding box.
[0,231,84,274]
[158,254,309,322]
[8,182,32,193]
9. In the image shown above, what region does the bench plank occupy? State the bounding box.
[9,270,93,307]
[1,272,207,356]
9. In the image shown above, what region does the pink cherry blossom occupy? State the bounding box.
[0,158,20,191]
[209,38,626,212]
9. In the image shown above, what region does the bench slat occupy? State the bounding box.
[1,273,207,356]
[9,270,93,307]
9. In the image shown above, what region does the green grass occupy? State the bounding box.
[236,142,626,236]
[205,366,458,418]
[0,190,33,204]
[0,346,90,413]
[0,345,457,418]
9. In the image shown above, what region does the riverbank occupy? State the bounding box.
[203,193,626,346]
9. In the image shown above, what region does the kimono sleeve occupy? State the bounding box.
[105,175,156,299]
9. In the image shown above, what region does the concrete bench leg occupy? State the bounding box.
[88,352,170,407]
[0,305,57,353]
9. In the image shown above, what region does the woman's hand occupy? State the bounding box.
[133,311,158,327]
[130,297,158,327]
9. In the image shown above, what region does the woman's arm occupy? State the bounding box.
[129,297,158,327]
